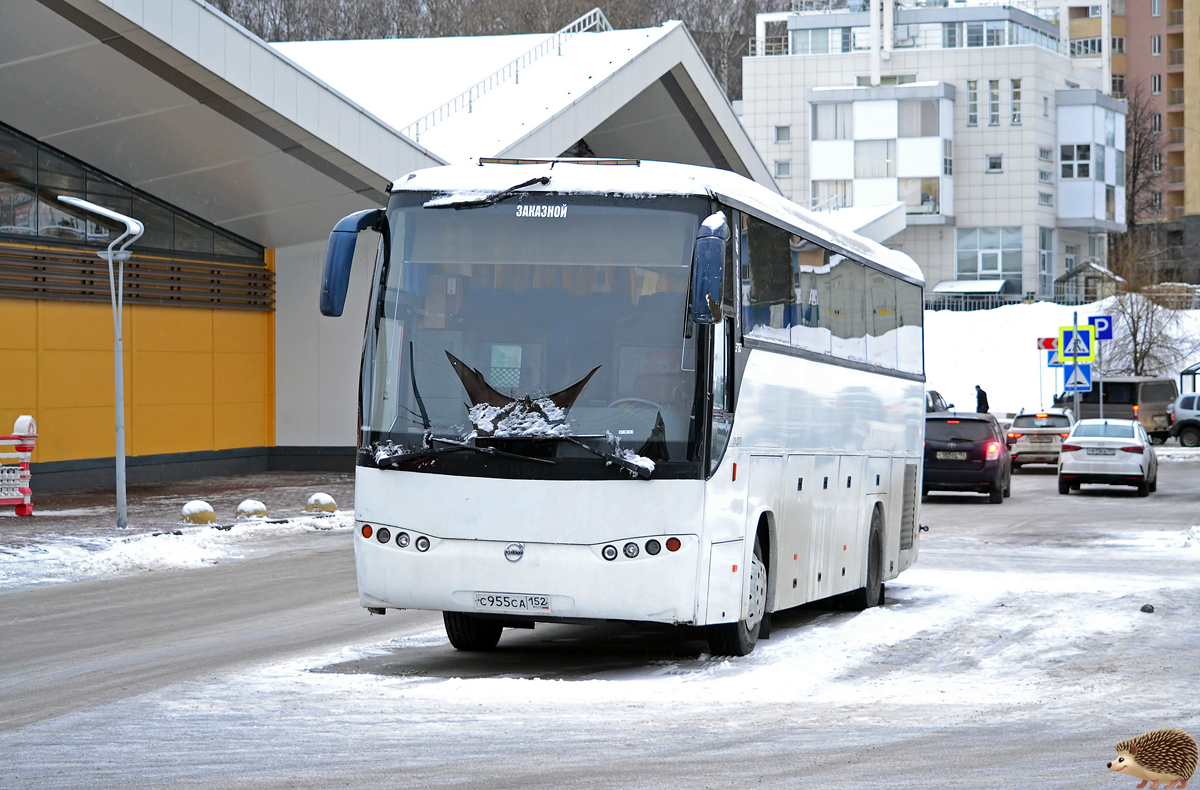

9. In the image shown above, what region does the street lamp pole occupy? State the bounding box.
[58,197,143,529]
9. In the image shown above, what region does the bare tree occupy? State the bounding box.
[1108,81,1168,285]
[1103,292,1199,376]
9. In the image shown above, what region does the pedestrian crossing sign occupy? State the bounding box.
[1057,326,1096,363]
[1063,363,1092,391]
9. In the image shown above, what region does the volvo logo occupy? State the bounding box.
[504,543,524,562]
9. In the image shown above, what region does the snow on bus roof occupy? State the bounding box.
[398,160,925,283]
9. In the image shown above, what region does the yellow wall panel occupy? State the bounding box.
[135,404,214,456]
[0,296,275,464]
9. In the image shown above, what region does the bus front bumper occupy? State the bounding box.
[354,525,701,625]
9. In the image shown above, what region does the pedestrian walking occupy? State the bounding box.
[975,385,989,414]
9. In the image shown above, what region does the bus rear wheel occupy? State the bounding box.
[848,509,884,610]
[706,537,766,657]
[443,611,504,651]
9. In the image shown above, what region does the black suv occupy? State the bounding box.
[923,412,1012,504]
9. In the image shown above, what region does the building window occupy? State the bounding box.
[1043,96,1050,116]
[1088,5,1102,17]
[854,140,896,178]
[1038,192,1055,207]
[1038,146,1053,162]
[841,27,852,53]
[989,80,1000,125]
[1152,113,1162,133]
[900,178,940,215]
[943,22,960,48]
[967,22,984,47]
[1153,153,1162,173]
[967,80,979,126]
[985,154,1004,173]
[1106,185,1116,221]
[1071,38,1104,57]
[812,180,852,209]
[1152,74,1161,94]
[1112,74,1125,96]
[775,161,792,178]
[1039,169,1054,183]
[856,75,916,86]
[792,28,834,55]
[899,99,939,137]
[1039,228,1055,297]
[1112,37,1124,54]
[1152,35,1161,56]
[1065,243,1080,270]
[812,179,852,208]
[1152,0,1160,15]
[957,227,1023,284]
[1011,79,1022,124]
[1116,150,1125,187]
[1151,192,1162,211]
[774,125,791,143]
[1061,145,1091,178]
[811,103,851,140]
[943,140,954,175]
[985,21,1006,46]
[1094,145,1106,181]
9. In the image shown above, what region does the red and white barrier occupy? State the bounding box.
[0,416,37,516]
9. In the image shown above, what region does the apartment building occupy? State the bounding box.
[743,0,1127,299]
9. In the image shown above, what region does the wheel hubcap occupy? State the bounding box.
[746,554,767,631]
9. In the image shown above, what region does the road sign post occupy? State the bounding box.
[1038,338,1057,410]
[1089,316,1112,420]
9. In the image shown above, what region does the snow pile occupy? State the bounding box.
[0,513,353,590]
[469,398,570,438]
[1154,447,1200,461]
[925,299,1200,416]
[1179,525,1200,549]
[614,447,656,474]
[180,500,215,524]
[305,492,337,512]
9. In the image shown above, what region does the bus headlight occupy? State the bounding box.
[602,545,618,561]
[645,539,661,555]
[623,542,639,558]
[415,535,430,552]
[396,532,410,548]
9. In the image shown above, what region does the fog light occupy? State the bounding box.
[415,535,430,552]
[376,527,391,544]
[602,544,618,561]
[361,524,373,539]
[666,537,681,552]
[645,539,661,555]
[623,541,639,558]
[396,532,410,548]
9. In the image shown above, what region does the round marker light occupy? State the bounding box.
[376,527,391,544]
[396,532,410,548]
[645,539,661,555]
[666,537,681,552]
[602,545,618,561]
[361,524,373,539]
[623,542,639,558]
[415,536,430,552]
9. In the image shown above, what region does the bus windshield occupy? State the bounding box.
[360,192,708,478]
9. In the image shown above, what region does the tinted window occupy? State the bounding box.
[1182,395,1196,410]
[1141,382,1176,402]
[1078,382,1135,404]
[1073,423,1135,438]
[926,419,993,441]
[1013,414,1071,428]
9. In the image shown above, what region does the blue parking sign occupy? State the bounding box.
[1089,315,1113,341]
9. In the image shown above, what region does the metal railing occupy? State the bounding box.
[925,294,1091,311]
[1168,8,1183,26]
[1169,87,1186,106]
[808,194,847,211]
[400,8,613,143]
[791,0,850,11]
[1170,166,1186,184]
[1170,127,1185,144]
[748,36,791,56]
[1168,48,1185,66]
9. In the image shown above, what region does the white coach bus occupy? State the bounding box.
[320,159,925,656]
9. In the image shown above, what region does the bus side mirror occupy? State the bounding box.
[691,212,729,325]
[320,208,387,317]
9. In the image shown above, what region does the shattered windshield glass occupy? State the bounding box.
[359,192,707,479]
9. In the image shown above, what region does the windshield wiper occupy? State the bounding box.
[430,437,556,465]
[560,436,653,480]
[425,176,551,210]
[376,444,469,468]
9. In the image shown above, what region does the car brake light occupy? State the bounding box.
[1035,413,1048,418]
[1060,433,1070,438]
[1007,432,1021,439]
[1133,405,1140,414]
[1120,445,1145,454]
[1061,443,1081,452]
[985,441,1000,460]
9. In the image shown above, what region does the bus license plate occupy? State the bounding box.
[936,451,967,460]
[1087,448,1116,455]
[473,593,551,612]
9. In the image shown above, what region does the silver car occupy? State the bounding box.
[1058,419,1158,497]
[1006,409,1074,469]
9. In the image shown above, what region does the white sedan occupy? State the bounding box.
[1058,418,1158,496]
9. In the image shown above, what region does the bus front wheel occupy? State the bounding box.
[706,537,767,657]
[443,611,503,651]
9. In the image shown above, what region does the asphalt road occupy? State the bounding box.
[2,462,1199,788]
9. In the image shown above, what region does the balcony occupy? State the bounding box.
[1170,127,1185,145]
[1170,87,1186,106]
[748,36,790,56]
[1168,8,1183,26]
[1171,206,1185,221]
[1168,48,1185,66]
[1170,166,1186,184]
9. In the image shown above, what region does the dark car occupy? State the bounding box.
[923,412,1012,504]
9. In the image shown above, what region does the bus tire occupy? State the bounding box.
[706,537,766,657]
[848,509,884,610]
[442,611,503,651]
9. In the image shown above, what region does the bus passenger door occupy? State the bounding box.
[778,454,815,610]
